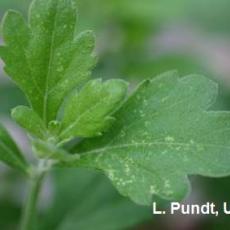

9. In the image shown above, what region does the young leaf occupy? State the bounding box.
[48,120,61,137]
[0,124,29,174]
[0,0,96,125]
[11,106,46,139]
[60,71,230,205]
[59,79,128,141]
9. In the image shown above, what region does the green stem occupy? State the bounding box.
[20,169,45,230]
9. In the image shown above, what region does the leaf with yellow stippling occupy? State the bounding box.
[59,71,230,205]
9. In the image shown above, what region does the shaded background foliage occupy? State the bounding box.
[1,0,230,229]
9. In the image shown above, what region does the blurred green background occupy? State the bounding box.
[1,0,230,229]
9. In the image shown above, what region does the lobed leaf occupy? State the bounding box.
[0,0,96,125]
[60,71,230,205]
[59,79,128,141]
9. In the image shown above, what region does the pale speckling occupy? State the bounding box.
[117,179,127,187]
[143,99,148,106]
[164,179,170,188]
[120,130,126,137]
[131,139,137,145]
[107,169,115,179]
[183,156,189,162]
[161,97,168,103]
[190,139,195,144]
[165,136,175,142]
[124,164,130,174]
[127,158,135,165]
[139,110,145,117]
[150,185,157,194]
[142,131,149,137]
[165,190,174,196]
[57,66,64,72]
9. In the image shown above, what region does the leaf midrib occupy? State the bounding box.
[43,0,59,124]
[79,141,230,156]
[60,93,112,138]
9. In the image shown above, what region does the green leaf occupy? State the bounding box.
[0,0,96,125]
[60,71,230,205]
[0,124,29,174]
[11,106,46,139]
[59,79,128,141]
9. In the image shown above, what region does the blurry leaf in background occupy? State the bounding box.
[195,177,230,230]
[0,200,21,230]
[0,124,29,174]
[0,85,26,115]
[123,55,207,81]
[40,168,151,230]
[0,0,30,16]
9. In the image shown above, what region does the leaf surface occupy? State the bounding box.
[60,71,230,205]
[11,106,46,139]
[60,79,128,141]
[0,0,96,124]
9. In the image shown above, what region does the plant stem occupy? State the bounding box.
[20,168,45,230]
